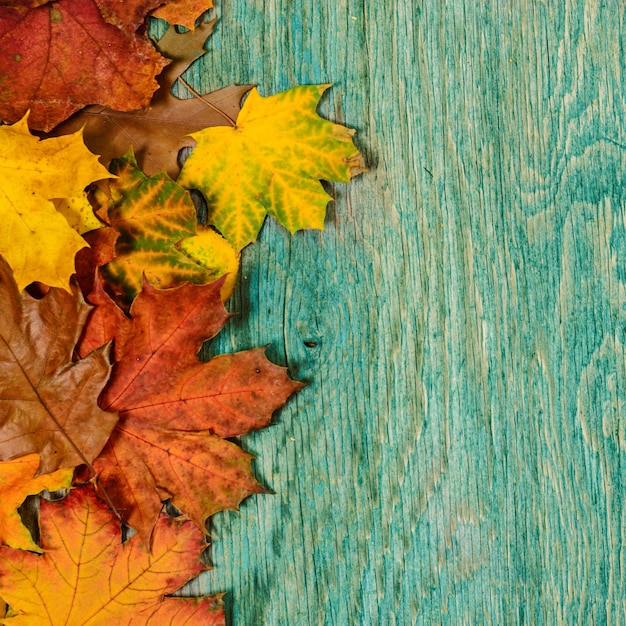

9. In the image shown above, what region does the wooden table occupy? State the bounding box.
[180,1,626,623]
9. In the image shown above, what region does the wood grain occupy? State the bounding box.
[172,0,626,623]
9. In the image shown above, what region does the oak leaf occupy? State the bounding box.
[0,454,72,552]
[0,0,167,131]
[0,256,118,474]
[177,84,367,249]
[51,22,250,178]
[81,277,303,539]
[96,151,238,305]
[0,486,225,625]
[0,115,110,290]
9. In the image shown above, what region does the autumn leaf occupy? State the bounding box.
[0,256,118,474]
[177,84,367,249]
[132,596,226,625]
[75,272,129,360]
[150,0,213,29]
[0,115,110,290]
[97,0,213,31]
[0,0,212,28]
[0,0,167,131]
[0,454,72,552]
[95,151,238,305]
[86,0,162,31]
[177,228,239,295]
[52,196,103,235]
[80,277,303,539]
[51,22,250,178]
[0,486,225,625]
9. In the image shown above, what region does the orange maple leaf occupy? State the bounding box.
[0,454,72,552]
[0,486,225,625]
[150,0,213,30]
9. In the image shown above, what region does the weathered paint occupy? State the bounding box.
[175,0,626,623]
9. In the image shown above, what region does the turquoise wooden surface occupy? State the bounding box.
[177,1,626,623]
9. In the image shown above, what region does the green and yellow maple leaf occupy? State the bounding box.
[0,115,111,291]
[0,454,72,553]
[177,84,366,249]
[98,152,238,304]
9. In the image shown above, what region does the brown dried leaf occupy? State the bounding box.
[51,21,250,177]
[0,257,118,474]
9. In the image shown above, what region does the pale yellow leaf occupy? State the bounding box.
[179,227,239,300]
[53,196,103,235]
[0,115,111,290]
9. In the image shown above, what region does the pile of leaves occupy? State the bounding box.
[0,1,364,623]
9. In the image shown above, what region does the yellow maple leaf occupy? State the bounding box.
[52,196,102,235]
[178,227,239,300]
[0,115,111,291]
[177,84,366,250]
[0,454,72,553]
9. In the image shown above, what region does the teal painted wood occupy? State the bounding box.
[174,1,626,623]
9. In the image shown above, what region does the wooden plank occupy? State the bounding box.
[176,0,626,623]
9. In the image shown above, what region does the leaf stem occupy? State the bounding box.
[177,77,238,128]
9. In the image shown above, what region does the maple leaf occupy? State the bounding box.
[0,0,214,27]
[51,22,250,178]
[75,272,128,360]
[79,277,303,539]
[0,115,110,290]
[0,256,118,474]
[150,0,213,29]
[0,486,226,625]
[95,151,238,305]
[177,84,367,249]
[0,0,168,131]
[0,454,72,552]
[132,596,226,625]
[52,196,103,235]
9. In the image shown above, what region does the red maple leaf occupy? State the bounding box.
[78,275,303,539]
[0,0,167,130]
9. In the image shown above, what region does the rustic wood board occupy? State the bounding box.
[176,0,626,623]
